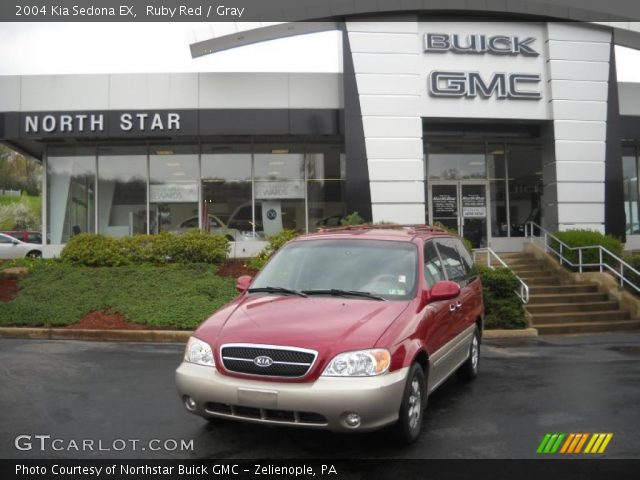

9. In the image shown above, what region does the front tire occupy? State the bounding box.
[26,250,42,258]
[457,327,480,381]
[392,363,426,444]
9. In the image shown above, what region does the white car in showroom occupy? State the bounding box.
[0,232,42,259]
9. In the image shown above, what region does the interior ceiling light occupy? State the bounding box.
[166,162,181,167]
[489,149,505,155]
[268,161,285,166]
[271,148,289,154]
[155,149,175,155]
[171,172,186,176]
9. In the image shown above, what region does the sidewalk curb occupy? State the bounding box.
[0,327,538,342]
[0,327,191,343]
[483,328,538,339]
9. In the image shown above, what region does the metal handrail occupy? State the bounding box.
[473,247,530,304]
[524,221,640,294]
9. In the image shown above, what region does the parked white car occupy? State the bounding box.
[175,215,258,242]
[0,232,42,259]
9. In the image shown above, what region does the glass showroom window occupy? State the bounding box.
[507,144,542,237]
[623,145,639,235]
[201,144,253,241]
[47,146,96,244]
[306,144,346,232]
[488,143,508,238]
[149,144,199,234]
[428,144,485,180]
[254,144,306,235]
[97,146,147,237]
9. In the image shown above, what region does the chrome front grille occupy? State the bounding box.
[220,344,317,378]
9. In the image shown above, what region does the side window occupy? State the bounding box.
[0,235,11,244]
[435,238,468,284]
[454,240,477,280]
[424,241,445,288]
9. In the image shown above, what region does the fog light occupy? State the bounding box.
[184,396,197,411]
[344,412,361,428]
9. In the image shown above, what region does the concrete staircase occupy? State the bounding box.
[496,252,640,335]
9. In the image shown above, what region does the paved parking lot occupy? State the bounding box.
[1,333,639,459]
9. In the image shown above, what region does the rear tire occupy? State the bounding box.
[392,363,426,444]
[26,250,41,258]
[457,327,480,381]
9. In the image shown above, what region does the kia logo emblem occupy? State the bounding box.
[254,356,273,367]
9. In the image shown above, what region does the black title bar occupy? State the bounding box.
[3,459,640,480]
[2,0,640,22]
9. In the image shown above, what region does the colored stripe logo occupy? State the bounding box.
[537,433,613,454]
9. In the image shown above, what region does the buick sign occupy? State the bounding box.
[254,356,274,367]
[424,33,539,56]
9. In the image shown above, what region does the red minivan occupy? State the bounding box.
[176,225,484,442]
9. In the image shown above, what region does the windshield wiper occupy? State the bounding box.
[302,289,385,301]
[247,286,308,298]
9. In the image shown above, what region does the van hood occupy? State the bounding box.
[196,294,410,358]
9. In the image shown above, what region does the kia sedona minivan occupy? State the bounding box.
[176,225,483,442]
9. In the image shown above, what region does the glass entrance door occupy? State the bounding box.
[429,182,489,248]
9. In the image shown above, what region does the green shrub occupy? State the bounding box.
[552,229,622,269]
[60,234,129,267]
[478,265,527,329]
[60,231,229,267]
[247,229,299,270]
[340,211,366,226]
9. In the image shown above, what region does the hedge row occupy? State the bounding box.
[60,231,229,266]
[551,229,623,269]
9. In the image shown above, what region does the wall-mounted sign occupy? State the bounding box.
[255,181,304,200]
[424,34,539,57]
[424,32,541,101]
[150,183,198,203]
[23,112,181,135]
[428,71,540,100]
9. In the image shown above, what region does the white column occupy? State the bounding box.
[346,19,424,224]
[546,23,612,232]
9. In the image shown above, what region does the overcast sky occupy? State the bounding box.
[0,23,638,81]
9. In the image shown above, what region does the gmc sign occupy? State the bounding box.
[428,71,541,100]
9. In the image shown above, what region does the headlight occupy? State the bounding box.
[184,337,215,367]
[321,349,391,377]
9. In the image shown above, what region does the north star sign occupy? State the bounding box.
[23,112,181,134]
[424,33,542,100]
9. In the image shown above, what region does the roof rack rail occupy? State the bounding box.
[318,224,450,235]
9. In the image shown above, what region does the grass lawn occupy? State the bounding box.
[0,263,237,329]
[0,194,41,208]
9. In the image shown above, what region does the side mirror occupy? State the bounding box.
[429,280,461,303]
[11,239,19,245]
[236,275,253,293]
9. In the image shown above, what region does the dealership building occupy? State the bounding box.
[2,13,640,256]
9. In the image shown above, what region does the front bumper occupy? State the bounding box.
[175,362,408,432]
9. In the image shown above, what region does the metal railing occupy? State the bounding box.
[473,247,530,304]
[524,221,640,294]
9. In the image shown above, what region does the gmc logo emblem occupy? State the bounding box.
[428,71,541,100]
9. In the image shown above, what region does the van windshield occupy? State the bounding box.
[250,239,418,300]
